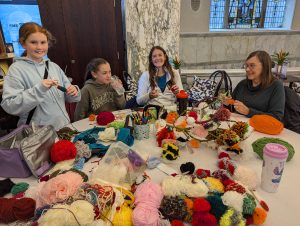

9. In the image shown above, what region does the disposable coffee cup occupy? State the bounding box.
[261,143,288,193]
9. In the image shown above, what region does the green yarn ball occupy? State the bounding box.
[206,195,227,220]
[11,182,29,195]
[108,121,125,129]
[243,194,256,215]
[252,137,295,162]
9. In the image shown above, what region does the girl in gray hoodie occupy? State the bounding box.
[1,22,81,130]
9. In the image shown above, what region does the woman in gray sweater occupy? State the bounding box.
[231,50,285,121]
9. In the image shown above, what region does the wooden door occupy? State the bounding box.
[38,0,125,88]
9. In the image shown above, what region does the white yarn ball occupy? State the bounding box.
[221,191,245,213]
[233,165,259,190]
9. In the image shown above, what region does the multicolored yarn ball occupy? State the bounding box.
[219,208,246,226]
[202,177,225,194]
[193,198,211,212]
[217,158,237,175]
[195,168,211,178]
[252,207,267,225]
[212,169,232,182]
[180,162,195,174]
[96,111,115,126]
[162,143,180,161]
[171,219,185,226]
[205,195,227,220]
[221,191,245,213]
[112,204,133,226]
[50,140,77,163]
[225,182,246,194]
[160,196,188,221]
[11,182,29,196]
[192,212,217,226]
[243,194,256,215]
[252,137,295,162]
[0,197,36,223]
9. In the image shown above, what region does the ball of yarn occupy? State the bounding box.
[252,137,295,162]
[11,182,29,195]
[96,111,115,126]
[180,162,195,175]
[205,195,227,220]
[51,140,77,163]
[112,204,133,226]
[193,198,211,212]
[249,114,283,135]
[0,197,35,223]
[219,208,246,226]
[192,212,217,226]
[252,207,267,225]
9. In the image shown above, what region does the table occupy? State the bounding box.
[1,113,300,226]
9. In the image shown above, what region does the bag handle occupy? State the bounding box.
[26,61,49,125]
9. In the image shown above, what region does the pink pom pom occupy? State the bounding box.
[50,140,77,163]
[96,111,115,126]
[213,107,231,121]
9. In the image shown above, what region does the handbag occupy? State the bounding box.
[187,70,232,103]
[0,124,57,178]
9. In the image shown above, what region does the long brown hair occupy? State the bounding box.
[246,50,275,88]
[148,46,175,90]
[84,58,109,81]
[19,22,55,56]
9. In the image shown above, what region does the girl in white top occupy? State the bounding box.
[136,46,183,107]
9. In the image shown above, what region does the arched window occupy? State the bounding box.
[210,0,289,30]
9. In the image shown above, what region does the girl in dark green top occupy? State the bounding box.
[231,51,285,121]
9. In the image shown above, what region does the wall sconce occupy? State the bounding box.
[191,0,201,11]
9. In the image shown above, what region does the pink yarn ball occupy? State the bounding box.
[96,111,115,126]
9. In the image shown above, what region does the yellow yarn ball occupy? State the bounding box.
[219,208,246,226]
[112,204,133,226]
[203,177,225,193]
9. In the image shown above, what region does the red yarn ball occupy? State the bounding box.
[171,219,185,226]
[192,212,217,226]
[188,111,198,121]
[96,111,115,126]
[193,198,211,212]
[50,140,77,163]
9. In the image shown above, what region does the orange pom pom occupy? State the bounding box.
[249,114,283,135]
[88,114,96,121]
[166,112,178,124]
[176,90,188,99]
[225,98,235,105]
[189,138,200,148]
[252,207,267,225]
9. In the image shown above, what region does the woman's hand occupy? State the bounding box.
[149,89,159,99]
[66,85,78,96]
[170,85,179,94]
[234,100,249,115]
[111,79,123,90]
[42,79,58,88]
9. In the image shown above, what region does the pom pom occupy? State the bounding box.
[166,112,179,124]
[221,191,245,213]
[11,182,29,195]
[191,125,208,138]
[225,182,246,194]
[233,165,258,190]
[222,179,235,187]
[192,212,217,226]
[230,121,249,139]
[188,111,198,121]
[203,177,224,194]
[212,169,232,182]
[189,138,201,148]
[243,194,256,215]
[249,114,283,135]
[206,195,227,220]
[96,111,115,126]
[186,116,196,125]
[213,107,231,121]
[252,207,267,225]
[193,198,211,212]
[217,158,236,175]
[218,152,230,159]
[195,168,211,178]
[88,114,96,121]
[112,204,133,226]
[176,90,188,99]
[156,127,176,147]
[160,196,188,221]
[51,140,77,163]
[0,178,15,197]
[171,219,185,226]
[162,143,180,161]
[180,162,195,175]
[219,208,246,226]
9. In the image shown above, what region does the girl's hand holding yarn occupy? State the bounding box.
[66,84,78,96]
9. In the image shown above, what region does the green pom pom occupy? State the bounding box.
[243,194,256,215]
[206,195,227,220]
[252,137,295,161]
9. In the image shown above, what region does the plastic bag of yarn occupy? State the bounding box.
[90,141,146,189]
[134,123,150,140]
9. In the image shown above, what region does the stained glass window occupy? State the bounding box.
[210,0,287,30]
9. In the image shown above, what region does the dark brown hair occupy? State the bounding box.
[246,50,275,88]
[148,46,175,90]
[19,22,55,56]
[85,58,109,81]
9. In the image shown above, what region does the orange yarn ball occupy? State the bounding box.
[252,207,267,225]
[249,114,283,135]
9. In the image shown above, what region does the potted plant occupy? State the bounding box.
[172,55,182,70]
[272,50,289,79]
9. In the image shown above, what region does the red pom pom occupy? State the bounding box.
[96,111,115,126]
[246,215,254,225]
[218,152,230,159]
[156,127,176,147]
[217,158,236,175]
[222,179,235,187]
[50,140,77,163]
[171,220,185,226]
[225,182,246,194]
[188,111,198,121]
[192,212,217,226]
[195,168,211,178]
[193,198,211,212]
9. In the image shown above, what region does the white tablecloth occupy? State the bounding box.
[2,112,300,226]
